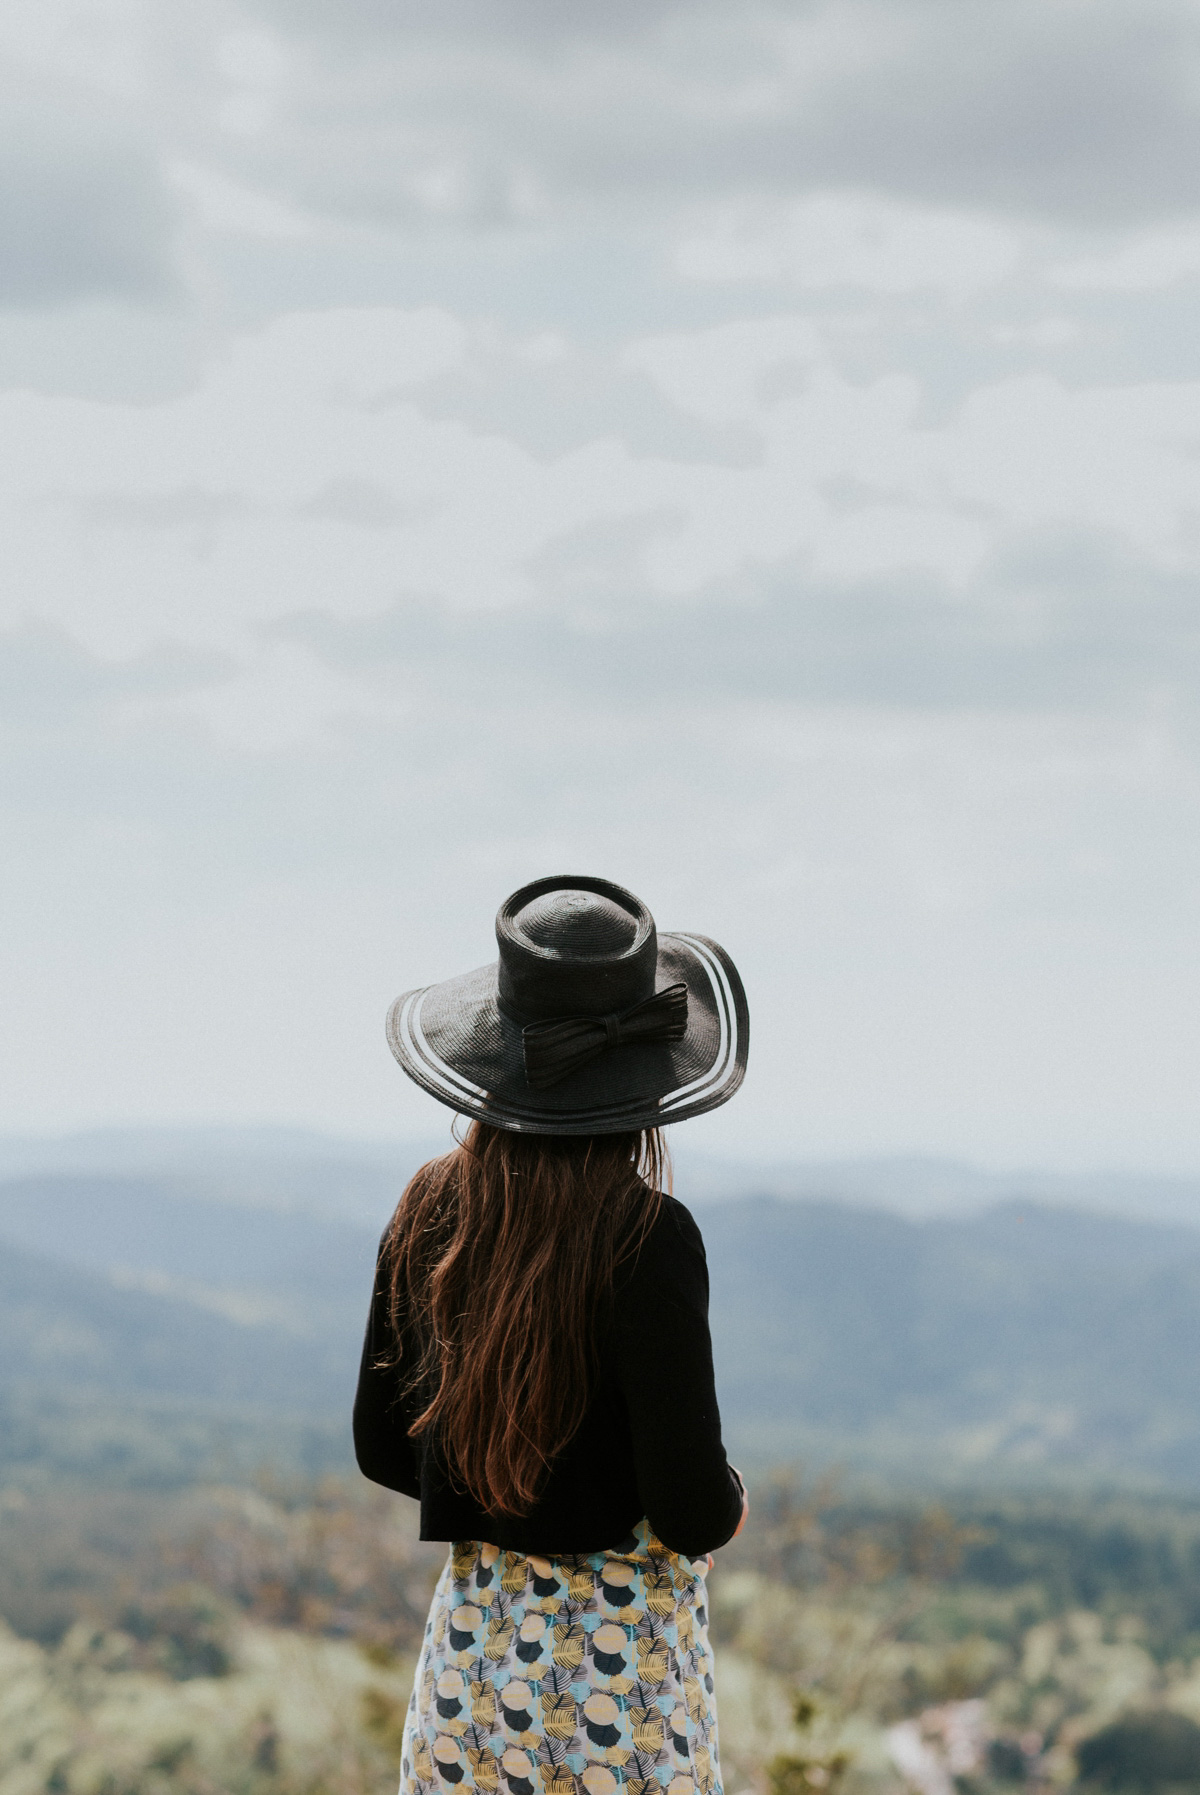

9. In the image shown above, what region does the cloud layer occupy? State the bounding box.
[3,2,1200,1166]
[230,0,1200,223]
[8,0,1200,315]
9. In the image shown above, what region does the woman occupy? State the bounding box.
[355,874,750,1795]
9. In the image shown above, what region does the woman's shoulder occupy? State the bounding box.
[647,1191,706,1250]
[614,1191,708,1297]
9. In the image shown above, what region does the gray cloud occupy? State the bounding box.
[765,1,1200,221]
[0,625,231,727]
[296,480,435,527]
[2,0,1191,321]
[74,491,250,530]
[414,349,762,463]
[239,0,1200,225]
[5,552,1199,1161]
[261,0,682,46]
[7,4,1200,1163]
[270,526,1200,720]
[0,83,178,307]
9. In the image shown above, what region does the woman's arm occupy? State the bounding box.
[352,1244,421,1499]
[609,1198,745,1558]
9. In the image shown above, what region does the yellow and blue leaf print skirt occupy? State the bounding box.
[399,1521,721,1795]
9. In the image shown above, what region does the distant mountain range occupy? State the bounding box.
[4,1123,1200,1226]
[3,1128,1200,1491]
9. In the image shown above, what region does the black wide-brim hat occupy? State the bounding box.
[386,874,748,1135]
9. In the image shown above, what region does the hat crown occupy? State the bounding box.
[496,875,657,1022]
[515,889,639,958]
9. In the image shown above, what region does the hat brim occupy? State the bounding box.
[386,932,748,1135]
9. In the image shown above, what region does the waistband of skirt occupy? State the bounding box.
[450,1518,705,1578]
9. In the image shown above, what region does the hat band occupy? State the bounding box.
[522,983,689,1091]
[386,930,744,1134]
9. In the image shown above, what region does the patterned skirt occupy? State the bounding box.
[399,1521,721,1795]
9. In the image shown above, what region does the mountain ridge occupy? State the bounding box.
[5,1166,1200,1490]
[5,1125,1200,1226]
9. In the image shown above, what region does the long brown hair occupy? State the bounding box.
[382,1121,667,1517]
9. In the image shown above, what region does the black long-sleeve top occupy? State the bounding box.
[353,1193,744,1559]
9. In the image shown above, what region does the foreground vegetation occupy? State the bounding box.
[7,1475,1200,1794]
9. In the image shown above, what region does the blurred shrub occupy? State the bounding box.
[1076,1710,1200,1789]
[361,1684,409,1758]
[0,1476,443,1653]
[986,1736,1028,1780]
[17,1474,1200,1795]
[118,1582,234,1678]
[722,1469,980,1597]
[171,1477,442,1649]
[766,1694,851,1795]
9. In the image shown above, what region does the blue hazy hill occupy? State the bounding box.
[4,1147,1200,1487]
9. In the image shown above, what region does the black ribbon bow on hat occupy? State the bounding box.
[522,982,689,1090]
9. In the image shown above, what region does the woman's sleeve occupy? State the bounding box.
[352,1240,421,1499]
[609,1199,745,1558]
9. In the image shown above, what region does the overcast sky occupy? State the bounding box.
[6,0,1200,1170]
